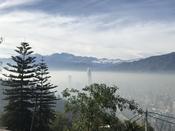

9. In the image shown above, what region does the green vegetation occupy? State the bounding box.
[0,42,153,131]
[51,112,71,131]
[31,58,57,131]
[60,83,147,131]
[1,42,57,131]
[2,42,37,131]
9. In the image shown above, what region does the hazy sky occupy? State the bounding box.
[0,0,175,59]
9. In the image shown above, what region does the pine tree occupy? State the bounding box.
[32,58,57,131]
[2,42,37,131]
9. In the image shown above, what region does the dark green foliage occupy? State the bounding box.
[1,43,57,131]
[2,42,36,131]
[31,58,57,131]
[123,121,154,131]
[124,121,143,131]
[62,83,144,131]
[51,112,71,131]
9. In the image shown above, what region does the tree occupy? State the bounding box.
[31,58,57,131]
[51,112,71,131]
[2,42,36,131]
[62,83,143,131]
[124,121,143,131]
[123,121,154,131]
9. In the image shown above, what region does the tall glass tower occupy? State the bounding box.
[87,68,92,86]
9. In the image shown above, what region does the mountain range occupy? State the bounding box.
[1,52,175,72]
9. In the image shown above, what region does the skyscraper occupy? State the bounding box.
[87,68,92,86]
[68,75,72,88]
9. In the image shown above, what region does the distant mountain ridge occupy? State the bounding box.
[1,52,175,72]
[114,52,175,72]
[40,53,125,70]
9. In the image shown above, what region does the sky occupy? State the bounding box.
[0,0,175,59]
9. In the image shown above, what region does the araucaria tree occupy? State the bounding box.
[2,42,37,131]
[32,58,57,131]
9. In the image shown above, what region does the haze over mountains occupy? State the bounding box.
[1,52,175,72]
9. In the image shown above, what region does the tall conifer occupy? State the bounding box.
[32,58,57,131]
[2,42,36,131]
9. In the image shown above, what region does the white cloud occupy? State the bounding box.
[0,0,38,10]
[0,11,175,59]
